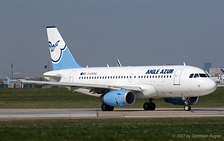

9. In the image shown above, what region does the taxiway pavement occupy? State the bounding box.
[0,108,224,120]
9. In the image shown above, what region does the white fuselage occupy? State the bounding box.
[44,65,217,99]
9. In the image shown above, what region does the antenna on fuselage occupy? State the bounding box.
[183,62,186,66]
[117,59,122,67]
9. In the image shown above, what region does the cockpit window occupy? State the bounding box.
[189,73,194,78]
[199,73,207,78]
[194,73,199,78]
[189,73,208,78]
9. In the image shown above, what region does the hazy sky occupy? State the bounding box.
[0,1,224,78]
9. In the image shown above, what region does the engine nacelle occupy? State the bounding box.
[100,90,136,107]
[164,97,199,105]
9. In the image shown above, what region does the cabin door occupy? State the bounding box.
[173,69,183,85]
[69,70,76,83]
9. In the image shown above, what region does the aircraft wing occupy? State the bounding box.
[18,79,143,92]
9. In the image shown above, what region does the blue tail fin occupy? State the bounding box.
[5,77,11,84]
[46,26,82,70]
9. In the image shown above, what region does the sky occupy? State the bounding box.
[0,0,224,78]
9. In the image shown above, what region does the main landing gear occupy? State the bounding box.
[101,104,114,111]
[184,99,191,111]
[143,98,156,111]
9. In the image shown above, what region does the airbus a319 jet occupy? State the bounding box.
[20,26,217,111]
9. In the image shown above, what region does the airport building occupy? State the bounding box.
[209,68,223,77]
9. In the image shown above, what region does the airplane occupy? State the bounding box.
[5,77,11,84]
[20,26,217,111]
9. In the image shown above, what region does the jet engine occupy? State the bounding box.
[100,90,136,107]
[164,97,199,105]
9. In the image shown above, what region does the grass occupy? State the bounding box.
[0,88,224,140]
[0,118,223,141]
[0,87,224,108]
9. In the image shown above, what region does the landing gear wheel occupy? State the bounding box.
[101,104,114,111]
[143,102,150,110]
[143,102,156,111]
[149,102,156,110]
[108,106,114,111]
[184,105,191,111]
[101,104,109,111]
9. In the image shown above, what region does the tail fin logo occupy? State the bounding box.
[48,39,67,63]
[49,40,60,52]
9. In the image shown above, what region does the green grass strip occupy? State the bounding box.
[0,118,223,141]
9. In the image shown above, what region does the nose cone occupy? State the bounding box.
[204,79,217,95]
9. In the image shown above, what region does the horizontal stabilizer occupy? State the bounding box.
[14,72,61,78]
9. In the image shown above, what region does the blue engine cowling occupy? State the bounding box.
[100,90,136,107]
[164,97,199,105]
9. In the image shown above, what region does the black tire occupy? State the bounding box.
[108,106,114,111]
[101,104,109,111]
[143,102,150,110]
[149,102,156,111]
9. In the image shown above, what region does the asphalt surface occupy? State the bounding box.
[0,108,224,120]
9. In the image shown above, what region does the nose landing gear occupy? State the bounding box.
[184,99,191,111]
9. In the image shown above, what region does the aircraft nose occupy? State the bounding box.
[205,79,217,94]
